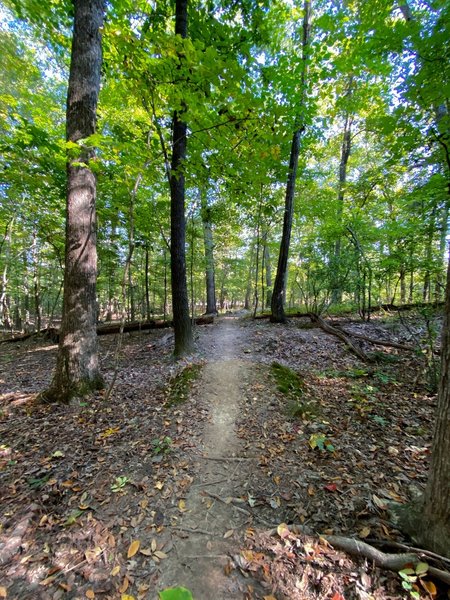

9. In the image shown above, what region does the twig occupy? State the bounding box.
[171,526,211,536]
[203,491,273,528]
[191,478,228,488]
[200,456,254,462]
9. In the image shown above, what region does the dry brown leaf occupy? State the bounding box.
[0,587,6,598]
[127,540,140,558]
[421,580,437,596]
[153,550,167,560]
[85,590,95,599]
[139,548,153,556]
[224,529,234,538]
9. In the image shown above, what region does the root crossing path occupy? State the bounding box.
[159,317,259,598]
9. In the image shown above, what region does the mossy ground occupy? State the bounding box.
[165,363,202,407]
[270,361,319,420]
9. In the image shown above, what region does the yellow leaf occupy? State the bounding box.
[127,540,140,558]
[110,565,121,576]
[277,523,290,539]
[86,590,95,599]
[155,481,164,490]
[178,499,187,512]
[358,527,371,539]
[0,587,6,598]
[121,596,136,600]
[421,580,437,596]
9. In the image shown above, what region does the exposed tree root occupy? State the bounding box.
[323,535,450,586]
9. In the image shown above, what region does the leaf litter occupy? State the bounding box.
[0,313,447,599]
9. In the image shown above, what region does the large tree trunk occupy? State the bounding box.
[170,0,193,357]
[263,231,273,308]
[44,0,105,402]
[398,254,450,558]
[271,0,310,323]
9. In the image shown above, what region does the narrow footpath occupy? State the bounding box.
[159,318,258,598]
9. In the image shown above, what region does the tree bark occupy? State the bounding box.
[201,189,217,314]
[331,108,353,305]
[420,253,450,557]
[170,0,193,357]
[43,0,105,402]
[271,0,310,322]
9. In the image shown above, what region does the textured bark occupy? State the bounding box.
[170,0,193,356]
[201,197,217,315]
[421,254,450,557]
[44,0,105,402]
[271,0,310,323]
[331,109,353,305]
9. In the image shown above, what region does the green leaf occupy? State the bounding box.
[158,587,194,600]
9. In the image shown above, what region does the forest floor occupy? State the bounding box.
[0,312,448,599]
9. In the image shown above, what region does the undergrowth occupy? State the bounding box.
[271,361,319,420]
[165,363,202,407]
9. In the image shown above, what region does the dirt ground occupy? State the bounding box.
[0,312,449,599]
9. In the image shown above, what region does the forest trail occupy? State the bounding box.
[159,317,256,598]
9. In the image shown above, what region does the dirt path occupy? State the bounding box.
[159,318,256,598]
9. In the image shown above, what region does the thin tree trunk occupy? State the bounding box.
[170,0,193,357]
[201,189,217,314]
[145,242,151,321]
[271,0,310,322]
[44,0,105,402]
[32,229,41,332]
[331,108,353,305]
[263,231,272,308]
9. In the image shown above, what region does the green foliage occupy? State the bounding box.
[166,364,202,407]
[152,436,172,456]
[111,476,129,493]
[271,362,304,397]
[159,587,194,600]
[309,433,335,453]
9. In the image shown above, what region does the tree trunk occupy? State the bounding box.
[170,0,193,357]
[271,0,310,323]
[44,0,105,402]
[145,243,151,321]
[201,190,217,314]
[399,254,450,558]
[263,231,273,308]
[331,109,353,305]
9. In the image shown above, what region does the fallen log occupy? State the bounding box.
[0,316,214,344]
[308,313,370,362]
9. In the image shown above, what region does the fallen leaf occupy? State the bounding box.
[372,494,388,510]
[140,548,153,556]
[86,590,95,599]
[0,587,6,598]
[324,483,338,492]
[224,529,234,539]
[154,550,168,559]
[119,577,129,594]
[359,527,371,539]
[421,580,437,596]
[111,565,121,576]
[277,523,290,539]
[127,540,140,558]
[155,481,164,490]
